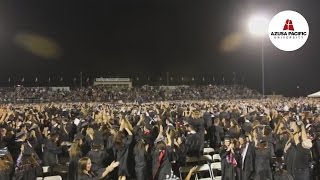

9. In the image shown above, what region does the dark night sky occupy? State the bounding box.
[0,0,319,96]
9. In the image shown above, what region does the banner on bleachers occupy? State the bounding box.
[95,78,130,82]
[50,87,70,91]
[94,78,132,88]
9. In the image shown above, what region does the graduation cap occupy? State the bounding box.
[81,121,89,128]
[0,147,9,158]
[111,124,120,129]
[74,133,84,141]
[16,131,26,139]
[224,133,231,140]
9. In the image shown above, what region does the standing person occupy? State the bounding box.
[152,137,172,180]
[253,138,273,180]
[114,119,133,180]
[229,119,241,139]
[87,139,108,174]
[0,147,14,180]
[284,120,312,180]
[68,135,83,180]
[188,109,205,154]
[185,124,201,157]
[14,144,42,180]
[209,118,224,150]
[220,136,238,180]
[11,131,27,163]
[78,157,119,180]
[239,135,255,180]
[133,140,149,180]
[43,133,62,166]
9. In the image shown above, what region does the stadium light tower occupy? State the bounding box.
[248,15,269,98]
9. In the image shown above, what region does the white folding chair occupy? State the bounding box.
[186,156,199,163]
[203,147,215,154]
[210,162,222,179]
[43,176,62,180]
[214,176,222,180]
[211,162,221,170]
[194,164,213,180]
[36,178,43,180]
[199,154,212,163]
[42,166,50,173]
[212,154,221,162]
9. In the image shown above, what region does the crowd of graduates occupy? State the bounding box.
[0,97,319,180]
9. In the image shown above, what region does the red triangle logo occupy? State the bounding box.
[283,19,294,31]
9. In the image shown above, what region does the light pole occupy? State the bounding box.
[248,15,268,98]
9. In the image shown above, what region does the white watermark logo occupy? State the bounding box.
[268,10,309,51]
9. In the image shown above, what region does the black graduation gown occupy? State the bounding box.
[28,135,43,159]
[273,171,294,180]
[240,143,255,180]
[87,150,108,173]
[0,169,12,180]
[152,146,172,180]
[284,143,311,180]
[220,149,237,180]
[209,125,224,149]
[134,144,149,180]
[14,167,38,180]
[253,147,273,180]
[78,171,103,180]
[185,133,201,157]
[188,118,205,152]
[10,139,24,163]
[115,135,133,177]
[68,152,82,180]
[14,154,42,180]
[43,139,62,166]
[82,135,94,155]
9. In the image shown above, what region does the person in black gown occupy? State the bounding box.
[43,133,62,166]
[239,134,255,180]
[0,147,13,180]
[185,124,201,157]
[113,119,133,180]
[253,137,273,180]
[14,143,42,180]
[220,136,238,180]
[78,157,119,180]
[68,134,83,180]
[133,139,149,180]
[87,139,109,174]
[152,125,173,180]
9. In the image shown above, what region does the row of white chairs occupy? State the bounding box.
[180,162,221,180]
[37,176,62,180]
[203,148,215,154]
[181,153,222,180]
[186,154,221,164]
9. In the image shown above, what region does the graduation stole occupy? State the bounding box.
[144,129,151,135]
[226,152,237,167]
[153,150,166,179]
